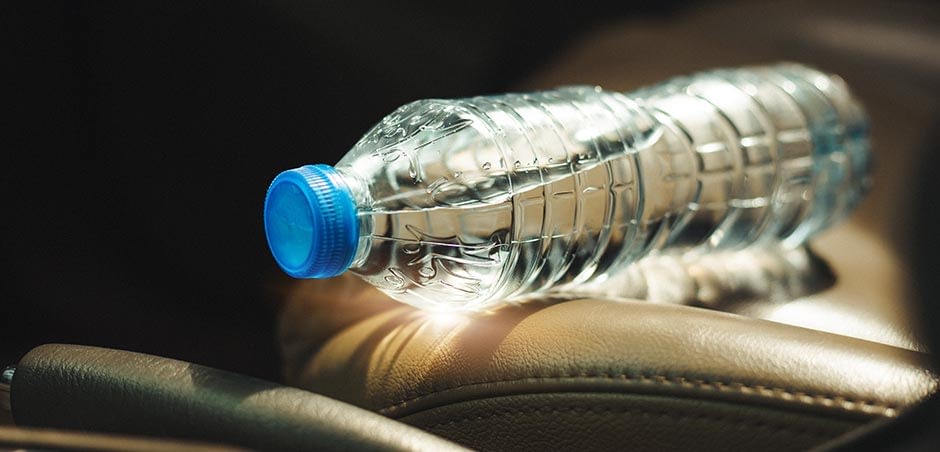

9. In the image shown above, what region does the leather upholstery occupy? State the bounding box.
[0,426,245,451]
[10,344,467,452]
[280,277,936,451]
[278,2,940,450]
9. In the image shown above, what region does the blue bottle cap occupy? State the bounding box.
[264,164,359,278]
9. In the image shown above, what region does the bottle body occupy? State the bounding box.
[267,63,870,311]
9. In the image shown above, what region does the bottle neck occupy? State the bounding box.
[333,168,373,270]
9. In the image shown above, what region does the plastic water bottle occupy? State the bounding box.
[264,63,870,311]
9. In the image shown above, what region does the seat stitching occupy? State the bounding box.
[422,405,845,440]
[379,373,898,416]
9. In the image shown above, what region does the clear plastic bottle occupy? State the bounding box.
[264,63,870,311]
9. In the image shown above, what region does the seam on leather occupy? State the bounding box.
[379,373,898,417]
[420,405,846,441]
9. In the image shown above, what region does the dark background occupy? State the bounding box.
[4,1,697,379]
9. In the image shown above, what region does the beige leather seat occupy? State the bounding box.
[281,276,933,451]
[278,1,940,450]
